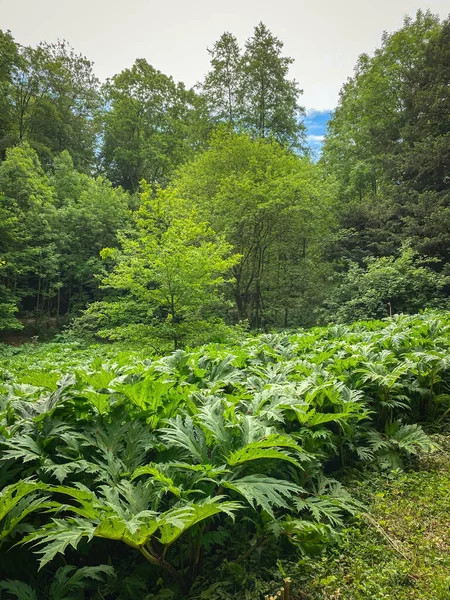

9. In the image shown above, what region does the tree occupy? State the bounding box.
[399,18,450,194]
[201,23,305,149]
[1,38,101,170]
[392,18,450,263]
[0,259,20,330]
[176,130,334,328]
[0,30,20,160]
[322,11,445,264]
[202,32,242,127]
[240,22,305,147]
[77,185,240,349]
[101,59,208,191]
[51,151,132,315]
[30,40,101,171]
[0,144,58,326]
[0,147,132,329]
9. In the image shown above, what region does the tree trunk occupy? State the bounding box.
[35,277,41,327]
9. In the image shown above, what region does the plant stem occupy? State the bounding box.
[140,544,186,590]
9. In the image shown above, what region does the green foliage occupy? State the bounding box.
[0,259,20,331]
[239,22,305,148]
[201,23,305,148]
[75,184,240,349]
[51,150,131,313]
[2,14,450,599]
[1,311,448,597]
[0,34,100,169]
[0,30,20,161]
[296,437,450,599]
[0,564,115,600]
[323,11,450,271]
[176,130,335,328]
[0,144,57,329]
[0,146,131,330]
[202,32,242,127]
[101,59,208,191]
[322,247,450,323]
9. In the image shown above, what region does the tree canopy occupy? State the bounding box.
[201,23,305,148]
[77,185,240,349]
[101,59,208,191]
[0,14,449,335]
[322,11,450,266]
[176,130,334,328]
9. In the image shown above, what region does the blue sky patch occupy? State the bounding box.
[304,109,332,157]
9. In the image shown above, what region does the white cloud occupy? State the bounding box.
[306,108,333,117]
[308,134,325,143]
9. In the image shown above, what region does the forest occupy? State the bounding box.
[1,8,450,599]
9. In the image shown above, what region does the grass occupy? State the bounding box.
[296,435,450,599]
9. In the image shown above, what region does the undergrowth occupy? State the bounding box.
[0,311,449,598]
[295,435,450,599]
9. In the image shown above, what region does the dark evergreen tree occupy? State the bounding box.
[202,32,242,127]
[240,22,305,147]
[322,11,449,265]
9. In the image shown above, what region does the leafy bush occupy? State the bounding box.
[321,247,450,323]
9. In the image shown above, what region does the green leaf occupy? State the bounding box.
[130,465,181,497]
[227,447,302,468]
[94,513,159,548]
[0,480,49,522]
[158,498,241,546]
[0,580,38,600]
[21,518,96,568]
[226,433,307,468]
[221,475,301,518]
[159,415,208,463]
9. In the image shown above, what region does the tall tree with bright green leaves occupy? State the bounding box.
[77,185,240,349]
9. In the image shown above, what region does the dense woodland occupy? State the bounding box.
[1,11,449,349]
[1,10,450,599]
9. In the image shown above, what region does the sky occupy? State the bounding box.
[1,0,449,146]
[304,109,331,155]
